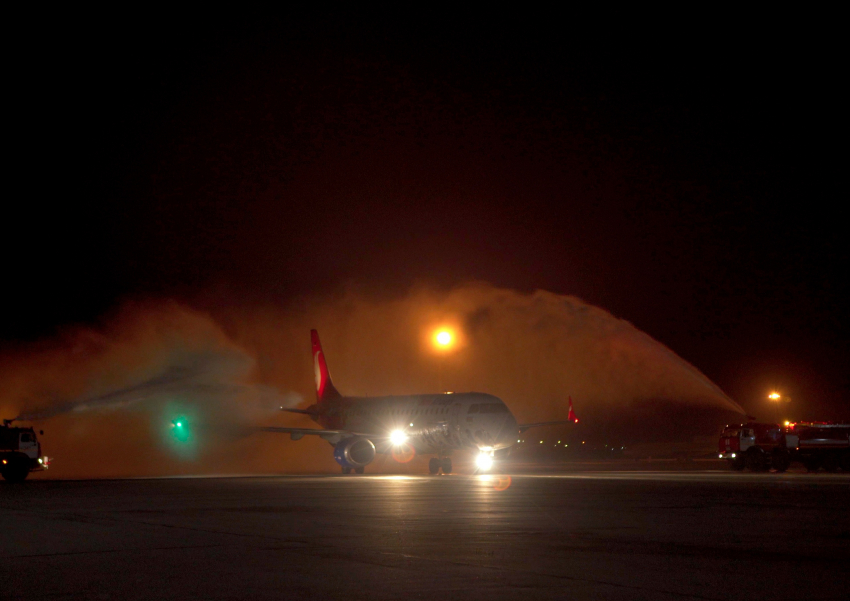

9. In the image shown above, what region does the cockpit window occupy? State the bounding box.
[20,432,34,443]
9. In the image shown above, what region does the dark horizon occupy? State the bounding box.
[5,15,847,422]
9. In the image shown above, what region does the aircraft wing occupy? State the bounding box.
[259,426,384,441]
[518,421,575,433]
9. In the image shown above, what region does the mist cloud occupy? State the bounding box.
[1,284,742,478]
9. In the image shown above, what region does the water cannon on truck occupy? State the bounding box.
[719,420,850,473]
[1,419,50,482]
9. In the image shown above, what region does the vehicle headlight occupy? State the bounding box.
[390,430,408,446]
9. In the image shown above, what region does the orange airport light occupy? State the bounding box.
[434,329,454,349]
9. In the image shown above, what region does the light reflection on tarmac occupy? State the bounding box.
[2,471,849,600]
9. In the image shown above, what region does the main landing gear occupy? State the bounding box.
[429,457,452,475]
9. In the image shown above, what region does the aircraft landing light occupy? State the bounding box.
[476,453,494,471]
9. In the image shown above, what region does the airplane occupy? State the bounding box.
[262,330,577,474]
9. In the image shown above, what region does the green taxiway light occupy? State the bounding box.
[170,418,191,443]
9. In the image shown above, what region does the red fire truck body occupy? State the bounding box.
[719,421,850,472]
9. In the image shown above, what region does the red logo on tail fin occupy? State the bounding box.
[568,396,578,423]
[311,330,341,403]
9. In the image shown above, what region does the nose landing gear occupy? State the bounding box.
[428,457,452,474]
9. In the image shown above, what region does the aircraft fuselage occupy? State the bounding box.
[310,392,518,455]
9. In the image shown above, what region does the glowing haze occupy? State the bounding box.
[0,284,742,478]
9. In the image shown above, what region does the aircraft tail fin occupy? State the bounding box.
[311,329,341,403]
[568,396,578,423]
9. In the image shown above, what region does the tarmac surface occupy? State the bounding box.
[2,471,849,600]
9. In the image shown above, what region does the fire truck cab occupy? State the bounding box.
[719,422,788,472]
[1,420,49,482]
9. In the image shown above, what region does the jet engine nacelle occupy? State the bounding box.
[333,437,376,469]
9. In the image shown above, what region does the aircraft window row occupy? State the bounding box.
[467,404,508,414]
[342,407,449,417]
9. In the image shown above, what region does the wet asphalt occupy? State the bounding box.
[2,471,849,600]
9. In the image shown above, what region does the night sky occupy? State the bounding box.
[6,15,847,420]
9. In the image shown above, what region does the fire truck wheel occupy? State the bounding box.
[730,457,746,471]
[745,448,768,472]
[803,458,820,473]
[1,462,29,483]
[840,452,850,473]
[771,450,790,473]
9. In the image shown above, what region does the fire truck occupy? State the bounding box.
[719,421,850,472]
[1,420,49,482]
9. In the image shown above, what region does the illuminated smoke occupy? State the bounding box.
[225,283,744,448]
[13,349,291,422]
[0,301,303,478]
[224,284,742,413]
[0,285,742,478]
